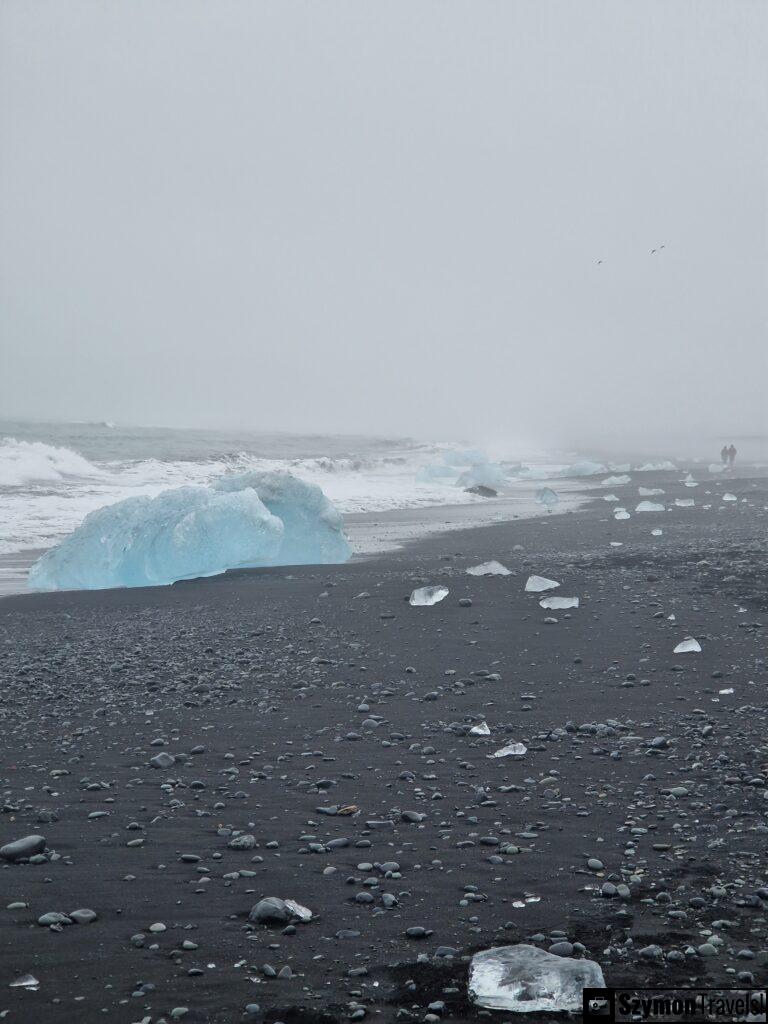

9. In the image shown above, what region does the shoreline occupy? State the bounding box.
[2,466,767,1022]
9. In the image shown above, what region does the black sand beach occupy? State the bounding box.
[2,468,767,1023]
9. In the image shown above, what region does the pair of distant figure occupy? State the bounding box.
[720,444,737,467]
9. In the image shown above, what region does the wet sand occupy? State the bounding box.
[1,467,767,1023]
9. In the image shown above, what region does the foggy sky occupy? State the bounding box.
[1,0,766,450]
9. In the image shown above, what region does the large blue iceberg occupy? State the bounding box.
[29,471,351,592]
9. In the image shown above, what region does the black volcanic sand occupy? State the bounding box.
[1,469,767,1024]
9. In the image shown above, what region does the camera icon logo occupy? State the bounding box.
[583,989,613,1019]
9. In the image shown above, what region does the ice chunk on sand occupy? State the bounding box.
[470,721,491,736]
[468,944,605,1012]
[636,461,676,471]
[722,492,737,502]
[674,637,701,653]
[683,473,698,488]
[488,741,527,758]
[539,596,579,609]
[525,575,560,593]
[639,486,665,496]
[29,472,350,592]
[651,528,663,536]
[614,509,630,520]
[467,560,511,576]
[535,487,559,508]
[708,463,725,474]
[409,585,449,606]
[674,498,695,507]
[602,474,631,486]
[559,460,606,477]
[635,501,665,512]
[9,973,40,991]
[602,493,619,501]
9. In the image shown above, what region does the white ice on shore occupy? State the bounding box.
[639,486,665,496]
[488,741,527,758]
[636,461,676,471]
[559,461,606,477]
[409,585,449,606]
[539,596,579,609]
[674,637,702,653]
[525,575,560,593]
[674,498,695,507]
[722,493,737,502]
[28,471,350,591]
[602,474,631,486]
[614,509,630,520]
[468,944,605,1012]
[651,528,663,536]
[535,487,559,508]
[469,721,491,736]
[635,501,665,512]
[466,560,511,576]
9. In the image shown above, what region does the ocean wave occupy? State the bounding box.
[0,438,104,487]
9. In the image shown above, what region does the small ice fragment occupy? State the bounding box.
[539,596,579,609]
[602,474,631,486]
[469,721,491,736]
[718,688,734,695]
[488,742,527,758]
[674,637,701,654]
[535,487,559,508]
[610,541,623,547]
[409,585,449,606]
[635,501,665,512]
[525,575,560,593]
[639,486,665,496]
[602,493,619,501]
[722,493,737,502]
[674,498,695,507]
[466,561,511,576]
[468,944,605,1012]
[9,974,40,991]
[283,899,313,922]
[636,461,676,471]
[651,528,663,536]
[614,509,630,520]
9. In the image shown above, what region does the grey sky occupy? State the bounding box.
[1,1,765,450]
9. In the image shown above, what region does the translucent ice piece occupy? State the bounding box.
[602,474,631,486]
[674,498,695,507]
[470,721,491,736]
[409,585,449,606]
[674,637,701,653]
[524,575,560,593]
[488,742,527,758]
[539,596,579,609]
[651,528,663,536]
[722,493,737,502]
[639,487,665,496]
[614,509,630,520]
[635,501,665,512]
[466,561,511,576]
[468,944,605,1012]
[535,487,559,508]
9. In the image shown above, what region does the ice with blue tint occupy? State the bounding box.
[535,487,559,508]
[456,463,507,489]
[29,471,350,592]
[558,460,606,477]
[415,463,457,482]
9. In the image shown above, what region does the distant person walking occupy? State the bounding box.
[728,444,737,467]
[720,445,728,465]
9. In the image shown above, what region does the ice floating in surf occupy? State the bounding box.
[525,575,560,593]
[535,487,559,508]
[539,596,579,609]
[409,585,449,606]
[466,561,511,577]
[674,637,701,654]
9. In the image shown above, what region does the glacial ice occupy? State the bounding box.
[468,944,605,1012]
[456,463,507,489]
[602,493,619,502]
[28,471,350,591]
[639,486,665,496]
[488,741,527,759]
[674,637,701,653]
[466,561,511,576]
[602,474,631,486]
[539,596,579,609]
[415,463,456,482]
[636,461,676,471]
[525,575,560,593]
[559,461,606,478]
[535,487,559,508]
[651,528,663,536]
[469,721,491,736]
[722,492,737,502]
[614,509,630,520]
[635,501,665,512]
[409,585,449,606]
[674,498,695,507]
